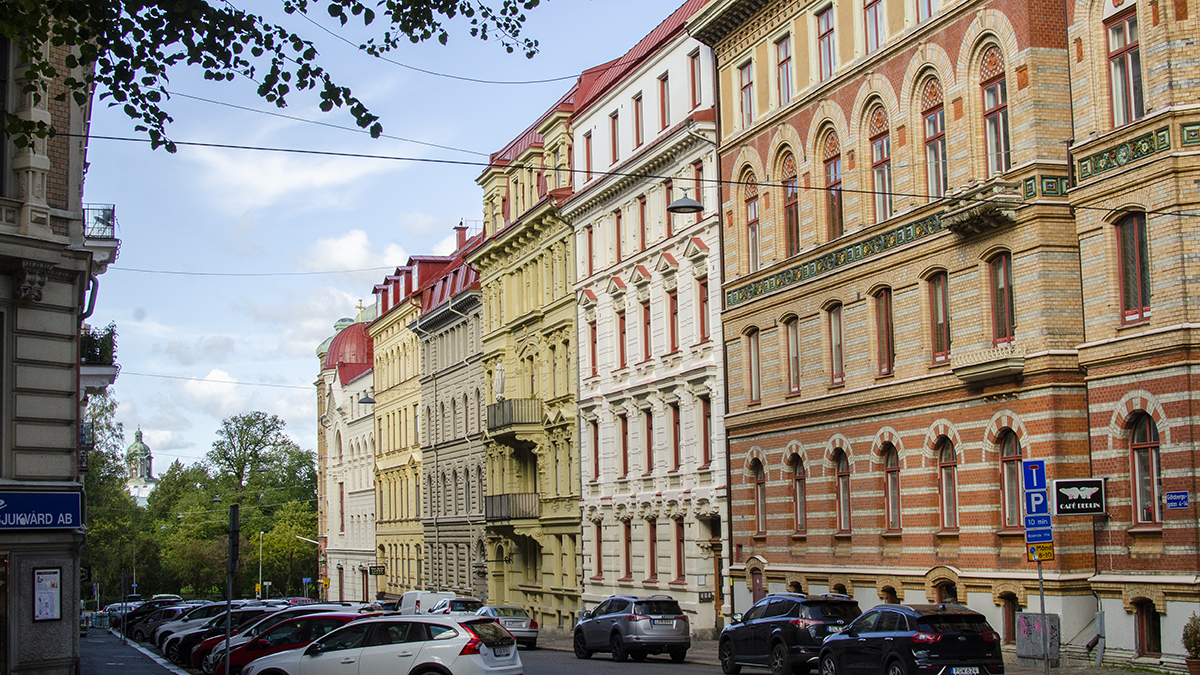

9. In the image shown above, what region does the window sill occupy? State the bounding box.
[747,400,762,408]
[833,531,852,540]
[590,575,605,581]
[936,529,960,539]
[875,371,895,381]
[996,527,1025,538]
[643,578,660,587]
[827,382,845,391]
[695,338,713,347]
[618,576,634,583]
[790,533,807,541]
[669,578,687,586]
[881,530,903,539]
[752,533,767,541]
[1119,318,1151,330]
[1127,523,1163,535]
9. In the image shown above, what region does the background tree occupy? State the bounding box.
[2,0,543,150]
[261,501,319,597]
[81,389,136,605]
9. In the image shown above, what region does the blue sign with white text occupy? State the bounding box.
[303,578,312,584]
[1025,515,1052,530]
[1025,490,1050,516]
[1166,491,1189,510]
[0,492,81,529]
[1022,460,1047,491]
[1025,528,1054,543]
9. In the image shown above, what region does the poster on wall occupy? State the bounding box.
[33,568,61,621]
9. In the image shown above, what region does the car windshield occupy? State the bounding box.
[493,608,528,618]
[801,603,861,622]
[633,601,681,615]
[451,600,483,612]
[918,616,994,633]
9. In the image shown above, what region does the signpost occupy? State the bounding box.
[1022,460,1051,675]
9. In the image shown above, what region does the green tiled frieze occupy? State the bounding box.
[1076,127,1169,181]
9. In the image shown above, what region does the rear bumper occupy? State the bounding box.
[624,635,691,650]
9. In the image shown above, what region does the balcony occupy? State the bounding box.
[486,398,543,436]
[485,493,541,522]
[941,180,1021,236]
[951,342,1025,383]
[80,322,120,395]
[82,203,120,273]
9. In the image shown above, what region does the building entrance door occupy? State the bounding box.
[751,569,765,602]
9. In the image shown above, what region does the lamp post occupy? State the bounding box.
[258,531,264,600]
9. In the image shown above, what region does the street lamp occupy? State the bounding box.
[666,188,703,214]
[258,531,264,600]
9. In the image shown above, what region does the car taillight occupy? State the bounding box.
[912,632,942,644]
[460,636,483,655]
[627,615,650,622]
[530,620,538,628]
[981,631,1000,642]
[789,619,820,628]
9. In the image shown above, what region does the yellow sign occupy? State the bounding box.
[255,583,262,595]
[1028,542,1054,562]
[321,578,330,589]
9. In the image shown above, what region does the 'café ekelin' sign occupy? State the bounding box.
[0,492,82,529]
[1051,479,1106,516]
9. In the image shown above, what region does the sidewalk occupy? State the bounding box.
[80,627,188,675]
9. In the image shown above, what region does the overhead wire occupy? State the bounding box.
[119,371,314,390]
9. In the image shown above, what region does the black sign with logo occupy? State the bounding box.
[368,565,386,576]
[1052,478,1105,515]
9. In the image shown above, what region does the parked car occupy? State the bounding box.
[574,594,689,663]
[130,605,188,641]
[719,593,861,675]
[817,604,1003,675]
[428,597,484,615]
[240,614,521,675]
[214,612,366,675]
[477,606,538,649]
[153,602,227,648]
[200,603,374,674]
[164,606,278,665]
[396,590,454,615]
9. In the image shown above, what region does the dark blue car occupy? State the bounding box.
[818,604,1003,675]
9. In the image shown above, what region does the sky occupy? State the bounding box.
[86,0,688,470]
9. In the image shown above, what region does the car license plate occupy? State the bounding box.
[952,668,979,674]
[826,626,844,633]
[494,646,512,657]
[652,619,674,626]
[503,620,521,627]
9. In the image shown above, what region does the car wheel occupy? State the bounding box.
[820,655,838,675]
[631,651,647,662]
[669,647,688,664]
[164,643,179,663]
[771,643,792,675]
[720,639,741,675]
[611,634,628,662]
[573,632,593,659]
[886,659,909,675]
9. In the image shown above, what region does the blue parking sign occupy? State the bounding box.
[1025,489,1049,516]
[1022,460,1047,491]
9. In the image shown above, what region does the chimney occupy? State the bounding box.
[455,220,467,251]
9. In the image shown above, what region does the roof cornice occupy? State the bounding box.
[688,0,769,47]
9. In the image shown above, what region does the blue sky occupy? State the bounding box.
[86,0,687,469]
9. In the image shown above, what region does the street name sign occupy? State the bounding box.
[1052,479,1105,516]
[1166,491,1189,510]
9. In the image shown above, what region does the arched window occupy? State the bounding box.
[981,46,1011,176]
[835,450,851,532]
[784,316,801,393]
[752,459,766,533]
[1000,431,1022,528]
[869,106,892,222]
[883,443,901,531]
[991,252,1015,344]
[1131,415,1161,524]
[748,329,762,402]
[938,439,958,530]
[1117,213,1150,323]
[791,455,806,532]
[745,177,760,272]
[922,77,948,199]
[823,133,843,239]
[781,154,800,257]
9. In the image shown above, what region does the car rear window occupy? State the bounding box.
[463,619,512,645]
[800,602,861,622]
[493,608,528,618]
[918,615,994,633]
[633,601,682,615]
[451,600,483,612]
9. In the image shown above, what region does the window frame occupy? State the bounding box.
[609,110,620,165]
[776,35,793,104]
[698,277,710,342]
[784,173,800,257]
[622,521,632,579]
[990,252,1016,345]
[641,298,652,361]
[917,0,937,22]
[929,271,951,364]
[614,209,623,263]
[670,402,681,471]
[864,0,882,54]
[1000,431,1022,529]
[835,450,851,532]
[923,89,948,199]
[785,317,801,393]
[829,303,845,385]
[1131,415,1161,525]
[876,288,895,376]
[620,415,630,478]
[584,131,593,181]
[883,444,901,531]
[592,420,601,481]
[633,93,644,148]
[752,459,767,534]
[817,8,835,81]
[674,519,685,581]
[982,73,1011,176]
[1117,213,1151,324]
[664,179,674,238]
[825,152,843,240]
[1107,10,1144,128]
[871,129,893,223]
[689,50,702,109]
[938,440,958,531]
[700,396,712,467]
[747,185,760,272]
[792,455,806,532]
[748,329,762,402]
[644,409,654,474]
[588,320,598,377]
[668,289,679,353]
[617,309,627,368]
[638,195,648,251]
[659,73,671,130]
[647,520,659,580]
[739,62,754,127]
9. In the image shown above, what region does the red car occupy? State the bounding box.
[191,614,273,670]
[213,612,366,675]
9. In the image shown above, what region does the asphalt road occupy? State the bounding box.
[521,647,724,675]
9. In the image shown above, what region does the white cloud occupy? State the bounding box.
[301,229,408,278]
[234,285,361,358]
[181,369,249,418]
[431,232,457,256]
[142,429,196,452]
[154,335,237,366]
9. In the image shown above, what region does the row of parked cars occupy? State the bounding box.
[114,593,538,675]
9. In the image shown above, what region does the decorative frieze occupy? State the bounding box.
[1076,127,1170,182]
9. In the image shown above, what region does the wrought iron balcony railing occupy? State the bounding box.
[83,204,117,239]
[486,398,542,432]
[485,493,540,521]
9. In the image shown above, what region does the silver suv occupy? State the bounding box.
[574,594,689,663]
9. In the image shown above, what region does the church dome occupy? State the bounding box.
[323,322,373,385]
[125,428,151,461]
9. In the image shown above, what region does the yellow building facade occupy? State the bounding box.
[468,87,581,633]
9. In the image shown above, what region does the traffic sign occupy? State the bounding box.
[1025,527,1053,543]
[302,577,312,584]
[1022,460,1047,491]
[1025,490,1049,516]
[1027,542,1054,562]
[1024,515,1051,530]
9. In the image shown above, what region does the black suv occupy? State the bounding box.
[818,604,1003,675]
[719,593,861,675]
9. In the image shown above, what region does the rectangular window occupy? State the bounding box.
[917,0,937,22]
[1108,11,1144,127]
[638,195,648,251]
[689,50,702,108]
[693,160,704,224]
[589,320,598,376]
[786,318,800,393]
[594,523,603,577]
[817,8,835,81]
[614,210,623,263]
[674,520,685,581]
[586,225,595,277]
[747,194,760,272]
[925,106,948,199]
[1119,214,1151,322]
[991,253,1015,344]
[872,133,893,222]
[620,415,629,477]
[1000,434,1022,528]
[584,132,593,181]
[749,330,762,401]
[633,94,644,147]
[700,396,712,467]
[864,0,882,53]
[670,402,681,470]
[592,420,600,481]
[739,62,754,127]
[784,177,799,257]
[339,482,345,531]
[668,290,679,352]
[876,289,895,376]
[658,74,671,130]
[647,520,658,580]
[698,278,710,342]
[983,77,1011,175]
[610,111,620,164]
[830,305,844,385]
[644,410,654,474]
[776,36,793,104]
[826,156,843,240]
[642,299,652,360]
[617,310,627,367]
[930,272,951,363]
[623,521,632,578]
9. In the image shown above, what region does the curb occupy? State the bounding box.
[107,629,193,675]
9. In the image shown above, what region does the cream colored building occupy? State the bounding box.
[468,86,581,633]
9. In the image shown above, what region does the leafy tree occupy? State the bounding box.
[2,0,543,150]
[81,389,137,603]
[146,459,211,523]
[262,501,319,597]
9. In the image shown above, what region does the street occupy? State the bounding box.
[522,649,722,675]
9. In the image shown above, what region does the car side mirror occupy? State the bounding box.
[251,638,270,650]
[579,610,592,621]
[305,642,325,656]
[731,613,743,624]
